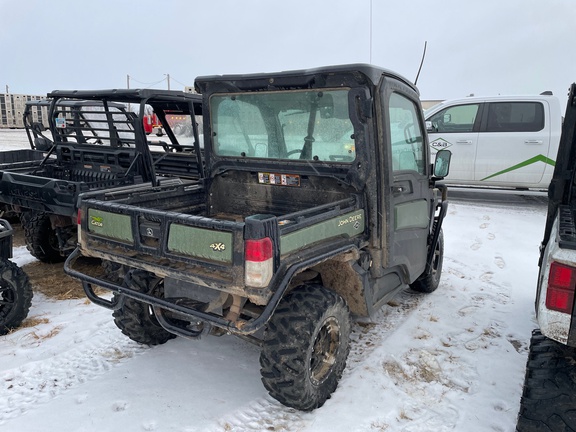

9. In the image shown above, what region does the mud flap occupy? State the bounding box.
[425,187,448,275]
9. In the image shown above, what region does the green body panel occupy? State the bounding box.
[394,200,429,230]
[87,209,134,243]
[281,210,365,255]
[168,223,233,263]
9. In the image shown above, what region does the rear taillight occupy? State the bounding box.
[245,237,273,288]
[76,209,82,225]
[546,261,576,314]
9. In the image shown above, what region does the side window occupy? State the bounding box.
[388,93,425,174]
[485,102,544,132]
[428,104,480,133]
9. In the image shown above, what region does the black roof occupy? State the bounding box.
[47,89,201,104]
[195,63,418,95]
[26,99,126,109]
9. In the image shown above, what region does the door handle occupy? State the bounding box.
[456,140,472,144]
[524,140,543,144]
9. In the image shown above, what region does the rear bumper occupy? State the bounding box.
[64,240,359,336]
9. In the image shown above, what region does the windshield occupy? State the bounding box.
[210,89,355,162]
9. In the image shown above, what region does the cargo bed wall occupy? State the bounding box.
[0,149,48,171]
[209,171,357,218]
[0,144,143,215]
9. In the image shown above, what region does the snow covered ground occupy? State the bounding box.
[0,129,547,432]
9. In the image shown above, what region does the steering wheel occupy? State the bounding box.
[286,149,302,159]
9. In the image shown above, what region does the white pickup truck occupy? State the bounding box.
[425,92,562,190]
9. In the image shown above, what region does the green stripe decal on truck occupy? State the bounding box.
[87,209,134,243]
[280,210,365,255]
[481,154,556,181]
[168,224,233,263]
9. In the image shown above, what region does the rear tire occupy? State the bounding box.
[260,284,351,411]
[0,259,33,335]
[20,211,64,263]
[516,329,576,431]
[411,229,444,293]
[112,271,176,345]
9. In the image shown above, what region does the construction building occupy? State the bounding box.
[0,93,48,128]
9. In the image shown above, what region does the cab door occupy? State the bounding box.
[386,91,431,284]
[427,103,482,182]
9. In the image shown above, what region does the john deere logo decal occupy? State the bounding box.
[210,242,226,252]
[90,216,104,227]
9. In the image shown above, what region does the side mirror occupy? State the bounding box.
[433,149,451,178]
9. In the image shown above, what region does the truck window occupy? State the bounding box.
[485,102,544,132]
[389,93,426,174]
[428,103,480,133]
[210,89,355,162]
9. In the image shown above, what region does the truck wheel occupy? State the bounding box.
[0,259,33,335]
[410,229,444,293]
[260,284,351,411]
[20,211,64,263]
[516,329,576,431]
[112,271,176,345]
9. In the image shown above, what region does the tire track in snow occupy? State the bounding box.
[205,290,426,431]
[0,321,150,424]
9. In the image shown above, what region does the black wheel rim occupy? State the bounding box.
[0,284,15,310]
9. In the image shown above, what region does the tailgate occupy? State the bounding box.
[79,182,246,289]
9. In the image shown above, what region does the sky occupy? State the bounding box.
[1,0,575,104]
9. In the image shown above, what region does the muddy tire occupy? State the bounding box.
[410,229,444,293]
[0,259,33,335]
[112,271,176,345]
[260,284,351,411]
[516,329,576,431]
[20,211,64,263]
[101,259,126,284]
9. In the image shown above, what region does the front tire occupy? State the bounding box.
[0,259,33,335]
[260,284,351,411]
[411,229,444,293]
[112,271,176,345]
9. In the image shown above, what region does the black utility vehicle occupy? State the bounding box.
[0,90,203,262]
[65,64,451,410]
[516,83,576,432]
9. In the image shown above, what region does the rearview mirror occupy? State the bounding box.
[433,149,451,178]
[318,93,334,119]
